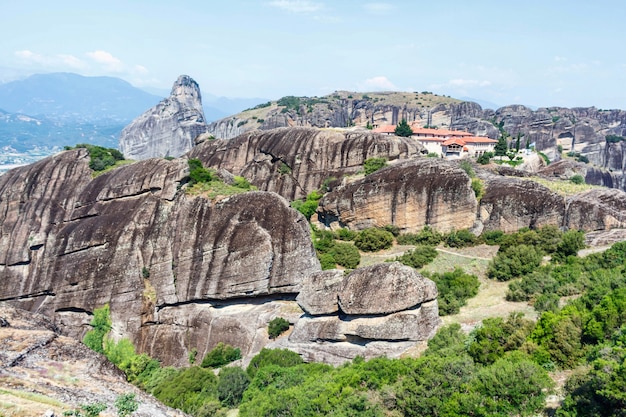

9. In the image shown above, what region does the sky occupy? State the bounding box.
[2,0,625,109]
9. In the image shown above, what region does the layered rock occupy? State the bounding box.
[0,304,186,416]
[0,150,319,366]
[317,158,478,233]
[281,263,441,365]
[189,127,426,200]
[119,75,209,160]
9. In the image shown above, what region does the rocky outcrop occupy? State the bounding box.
[565,189,626,231]
[317,158,478,233]
[279,263,441,365]
[119,75,209,160]
[479,175,565,233]
[0,304,186,416]
[189,127,426,200]
[0,150,319,366]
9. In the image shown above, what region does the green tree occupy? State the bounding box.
[83,304,112,354]
[217,366,250,407]
[394,245,438,269]
[363,157,387,175]
[394,119,413,137]
[354,228,394,252]
[552,230,585,262]
[201,343,241,368]
[494,135,508,156]
[268,317,290,339]
[246,348,303,379]
[487,244,543,281]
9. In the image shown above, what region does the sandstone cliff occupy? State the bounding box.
[118,75,209,160]
[189,127,426,200]
[317,158,626,234]
[318,158,478,233]
[0,149,319,366]
[0,304,186,416]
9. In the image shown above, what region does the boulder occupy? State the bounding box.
[338,262,438,315]
[296,270,344,315]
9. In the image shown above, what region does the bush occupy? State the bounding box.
[427,268,480,315]
[233,176,254,190]
[482,230,505,245]
[201,343,241,368]
[471,178,484,199]
[334,228,357,241]
[552,230,585,262]
[268,317,290,339]
[83,304,112,354]
[354,228,394,252]
[477,152,493,165]
[188,158,214,184]
[329,242,360,269]
[397,226,443,246]
[394,245,438,269]
[217,366,250,407]
[570,174,584,185]
[115,393,138,417]
[246,348,303,379]
[487,244,543,281]
[363,157,387,175]
[445,229,478,248]
[152,366,219,414]
[291,191,323,221]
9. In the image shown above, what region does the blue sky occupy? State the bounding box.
[2,0,625,109]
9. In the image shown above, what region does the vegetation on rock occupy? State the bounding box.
[363,157,387,175]
[201,343,242,368]
[268,317,290,339]
[65,143,126,172]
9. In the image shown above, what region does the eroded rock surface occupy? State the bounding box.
[284,262,441,365]
[119,75,209,160]
[189,127,425,200]
[0,150,319,366]
[318,158,478,233]
[0,304,187,416]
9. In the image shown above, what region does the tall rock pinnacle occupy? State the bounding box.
[119,75,209,160]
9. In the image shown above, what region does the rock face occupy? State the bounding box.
[0,149,319,366]
[119,75,209,160]
[282,263,441,365]
[0,304,186,416]
[189,127,426,200]
[318,158,478,233]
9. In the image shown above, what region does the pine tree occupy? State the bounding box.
[394,119,413,137]
[494,135,508,156]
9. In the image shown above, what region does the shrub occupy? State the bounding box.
[71,143,125,172]
[115,393,138,417]
[354,228,394,252]
[83,304,112,354]
[570,174,584,185]
[427,268,480,315]
[445,229,479,248]
[394,245,438,269]
[487,244,543,281]
[552,230,585,262]
[363,157,387,175]
[188,158,214,184]
[246,348,303,379]
[482,229,505,245]
[152,366,219,414]
[291,191,322,220]
[397,226,443,246]
[471,178,484,199]
[217,366,250,407]
[201,343,241,368]
[459,160,475,177]
[233,176,254,190]
[329,242,360,269]
[268,317,290,339]
[334,228,357,241]
[477,152,493,165]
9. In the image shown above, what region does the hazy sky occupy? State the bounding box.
[2,0,625,109]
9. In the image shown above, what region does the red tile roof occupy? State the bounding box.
[372,125,396,133]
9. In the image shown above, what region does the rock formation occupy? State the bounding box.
[275,263,441,365]
[189,127,426,200]
[316,157,626,234]
[0,149,319,366]
[317,158,479,233]
[0,304,186,416]
[119,75,209,160]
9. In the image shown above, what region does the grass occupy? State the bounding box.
[0,388,67,416]
[523,176,600,196]
[186,180,257,199]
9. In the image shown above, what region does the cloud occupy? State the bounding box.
[15,50,46,64]
[86,50,123,72]
[15,50,87,70]
[359,76,397,91]
[268,0,323,13]
[58,54,87,69]
[447,79,492,88]
[363,2,395,14]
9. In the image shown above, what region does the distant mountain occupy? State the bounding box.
[0,72,162,123]
[459,96,501,110]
